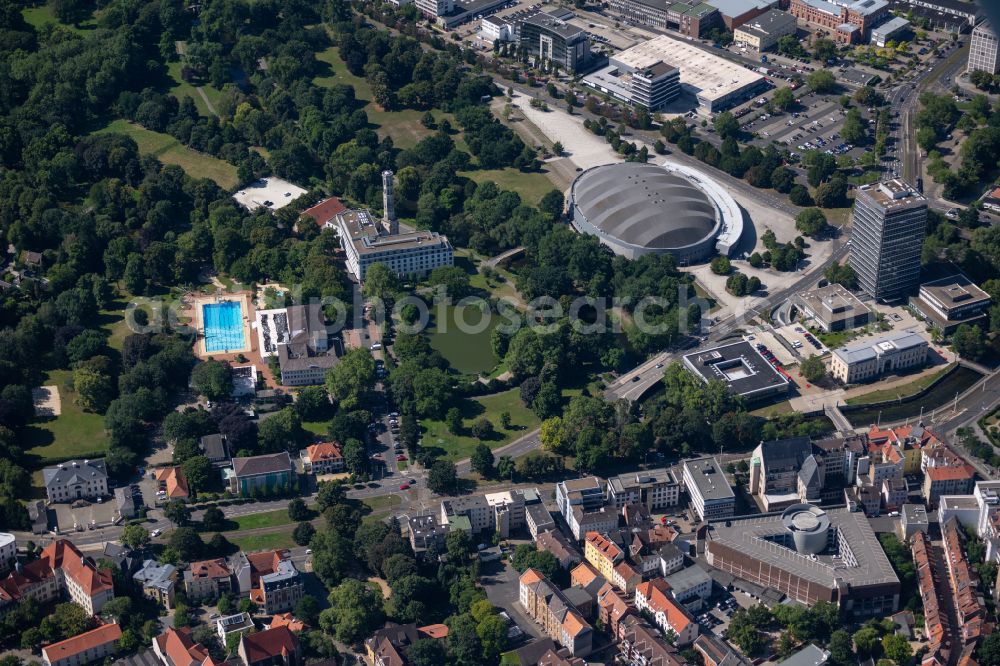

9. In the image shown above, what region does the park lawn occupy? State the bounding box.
[419,389,540,462]
[845,363,955,406]
[750,400,796,417]
[229,507,302,531]
[367,108,438,149]
[22,6,97,33]
[95,119,238,189]
[362,495,402,513]
[314,47,372,100]
[24,370,109,465]
[229,529,296,552]
[302,420,328,437]
[166,61,223,117]
[459,168,557,205]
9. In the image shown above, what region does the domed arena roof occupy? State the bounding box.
[571,162,721,253]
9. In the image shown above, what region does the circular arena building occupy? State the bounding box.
[569,161,743,263]
[781,503,831,556]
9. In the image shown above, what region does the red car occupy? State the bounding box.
[396,454,407,461]
[399,484,410,490]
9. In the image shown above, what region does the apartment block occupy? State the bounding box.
[183,559,234,601]
[43,623,121,666]
[634,579,699,646]
[617,615,686,666]
[584,532,624,582]
[683,457,735,521]
[301,442,343,475]
[519,569,594,657]
[607,468,680,510]
[733,9,798,50]
[788,0,889,43]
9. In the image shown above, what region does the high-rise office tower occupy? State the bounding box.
[969,21,1000,75]
[849,179,927,301]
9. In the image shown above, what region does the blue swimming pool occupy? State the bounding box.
[202,301,246,353]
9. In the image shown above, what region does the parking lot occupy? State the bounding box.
[774,323,829,358]
[52,497,121,533]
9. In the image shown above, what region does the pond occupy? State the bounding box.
[428,303,499,375]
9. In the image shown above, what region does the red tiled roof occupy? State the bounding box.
[188,559,231,580]
[417,624,449,639]
[155,466,190,499]
[306,442,342,463]
[241,626,299,663]
[156,627,209,666]
[269,613,308,633]
[301,198,347,226]
[571,562,601,589]
[520,568,545,586]
[636,579,693,634]
[927,465,975,481]
[41,540,113,596]
[43,623,121,662]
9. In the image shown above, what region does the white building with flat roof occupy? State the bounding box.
[829,331,928,383]
[683,457,735,521]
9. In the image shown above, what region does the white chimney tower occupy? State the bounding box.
[382,170,398,236]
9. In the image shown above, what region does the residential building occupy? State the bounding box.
[607,468,680,510]
[268,613,308,633]
[519,10,591,73]
[776,645,830,666]
[0,533,15,573]
[28,500,48,534]
[133,560,176,608]
[657,542,686,576]
[969,21,1000,74]
[792,284,871,333]
[336,207,453,282]
[570,562,606,602]
[706,504,900,618]
[912,531,946,660]
[849,180,927,300]
[407,513,449,556]
[536,530,583,569]
[683,457,735,521]
[365,623,450,666]
[114,487,137,521]
[300,197,347,229]
[829,331,928,383]
[272,304,340,386]
[634,579,699,646]
[584,532,624,582]
[301,442,344,475]
[812,434,866,495]
[485,489,534,538]
[152,626,211,666]
[617,615,685,666]
[607,0,722,37]
[899,503,929,541]
[154,466,189,500]
[43,459,108,503]
[924,464,976,508]
[788,0,889,43]
[597,582,636,636]
[868,424,942,475]
[733,9,799,50]
[519,568,594,657]
[230,452,295,495]
[216,612,255,643]
[43,623,121,666]
[27,540,113,615]
[612,561,643,595]
[440,495,491,534]
[527,504,556,539]
[941,518,991,645]
[695,634,750,666]
[233,550,304,614]
[238,626,302,666]
[199,434,230,466]
[184,559,233,601]
[664,564,713,602]
[568,506,619,542]
[556,477,604,523]
[882,478,908,512]
[910,274,991,334]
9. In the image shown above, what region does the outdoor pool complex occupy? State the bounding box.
[202,301,246,353]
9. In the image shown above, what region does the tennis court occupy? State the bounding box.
[202,301,246,353]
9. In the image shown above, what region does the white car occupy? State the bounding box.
[151,529,162,537]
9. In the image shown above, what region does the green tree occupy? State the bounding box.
[258,407,308,454]
[182,455,213,493]
[72,367,113,413]
[710,256,732,275]
[191,360,233,401]
[499,411,512,429]
[814,38,837,62]
[201,506,225,531]
[326,349,376,411]
[471,418,494,439]
[772,87,795,111]
[320,579,385,644]
[853,627,881,659]
[953,324,987,361]
[168,527,204,561]
[445,407,463,434]
[828,630,855,666]
[363,263,399,301]
[343,439,368,476]
[808,70,837,93]
[714,111,740,139]
[427,460,457,494]
[470,443,495,477]
[800,355,826,383]
[881,634,911,665]
[293,521,316,546]
[476,614,508,662]
[164,500,191,526]
[795,208,828,237]
[288,498,310,521]
[120,524,150,550]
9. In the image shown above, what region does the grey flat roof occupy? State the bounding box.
[338,209,451,255]
[831,330,927,365]
[664,563,711,591]
[684,457,735,502]
[856,179,926,211]
[776,645,829,666]
[683,340,790,397]
[794,284,870,327]
[608,468,678,494]
[572,163,719,251]
[704,0,776,17]
[871,15,910,34]
[706,506,900,588]
[919,274,990,308]
[527,503,555,526]
[522,10,588,38]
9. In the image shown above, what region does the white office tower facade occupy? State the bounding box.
[969,21,1000,74]
[849,179,927,301]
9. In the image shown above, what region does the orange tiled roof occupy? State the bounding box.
[306,442,342,463]
[240,626,299,663]
[586,532,623,563]
[155,466,190,499]
[520,568,545,586]
[561,610,589,638]
[417,624,449,639]
[188,559,231,580]
[42,540,113,596]
[301,198,347,226]
[269,613,308,633]
[43,623,121,662]
[636,579,693,634]
[927,465,975,481]
[614,561,639,581]
[571,562,601,589]
[155,627,209,666]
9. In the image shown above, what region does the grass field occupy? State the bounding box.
[229,529,296,552]
[166,61,223,117]
[419,389,539,461]
[229,507,300,531]
[459,168,557,205]
[750,400,796,417]
[96,119,238,189]
[314,47,371,100]
[363,495,402,512]
[428,303,499,375]
[22,6,97,33]
[302,420,328,437]
[24,370,109,464]
[845,363,955,406]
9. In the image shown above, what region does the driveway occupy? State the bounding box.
[481,559,543,640]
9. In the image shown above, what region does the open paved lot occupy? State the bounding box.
[52,499,118,532]
[481,558,544,640]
